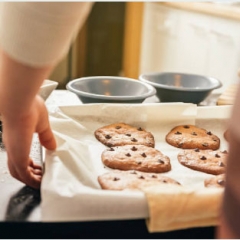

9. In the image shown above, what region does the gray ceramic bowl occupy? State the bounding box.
[139,72,222,104]
[66,76,156,104]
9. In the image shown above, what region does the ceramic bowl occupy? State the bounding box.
[66,76,156,103]
[139,72,222,104]
[39,79,58,101]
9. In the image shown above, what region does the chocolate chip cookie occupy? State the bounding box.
[166,125,220,150]
[101,144,171,173]
[98,170,181,191]
[95,122,155,148]
[204,174,225,188]
[223,129,230,142]
[177,149,228,175]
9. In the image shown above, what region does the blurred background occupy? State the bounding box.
[50,2,127,89]
[50,2,240,94]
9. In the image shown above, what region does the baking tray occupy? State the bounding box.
[41,103,231,224]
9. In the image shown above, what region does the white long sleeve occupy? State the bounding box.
[0,2,93,67]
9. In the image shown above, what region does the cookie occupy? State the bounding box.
[94,122,155,148]
[101,144,171,173]
[204,174,225,188]
[223,129,230,142]
[177,149,228,175]
[166,124,220,150]
[98,170,181,191]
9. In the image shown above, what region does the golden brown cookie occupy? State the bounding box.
[177,149,228,175]
[204,174,225,188]
[98,170,181,191]
[166,125,220,150]
[223,129,230,142]
[94,122,155,148]
[101,144,171,173]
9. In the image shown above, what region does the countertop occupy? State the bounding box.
[160,2,240,21]
[0,90,218,238]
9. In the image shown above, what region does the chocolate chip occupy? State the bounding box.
[126,153,131,157]
[158,159,164,164]
[151,175,157,178]
[202,143,208,147]
[131,146,138,151]
[200,156,207,160]
[115,126,121,129]
[126,133,131,137]
[139,175,145,179]
[137,161,142,165]
[215,153,221,158]
[141,153,147,157]
[175,131,182,135]
[108,147,115,151]
[131,138,138,142]
[105,134,112,139]
[183,125,190,129]
[138,127,143,131]
[191,132,197,136]
[107,143,113,147]
[219,162,225,167]
[162,180,167,183]
[113,177,120,181]
[207,131,212,135]
[194,148,200,152]
[217,179,225,186]
[178,142,183,147]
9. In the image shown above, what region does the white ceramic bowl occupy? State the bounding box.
[39,79,58,101]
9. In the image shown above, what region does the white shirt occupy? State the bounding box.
[0,2,93,67]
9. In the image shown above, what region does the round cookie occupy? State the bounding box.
[101,144,171,173]
[166,124,220,150]
[177,149,228,175]
[223,129,230,142]
[98,170,181,191]
[204,174,225,188]
[94,122,155,148]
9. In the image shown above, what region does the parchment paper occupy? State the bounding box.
[41,103,232,229]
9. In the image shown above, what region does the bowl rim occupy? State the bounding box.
[66,76,157,100]
[139,72,222,92]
